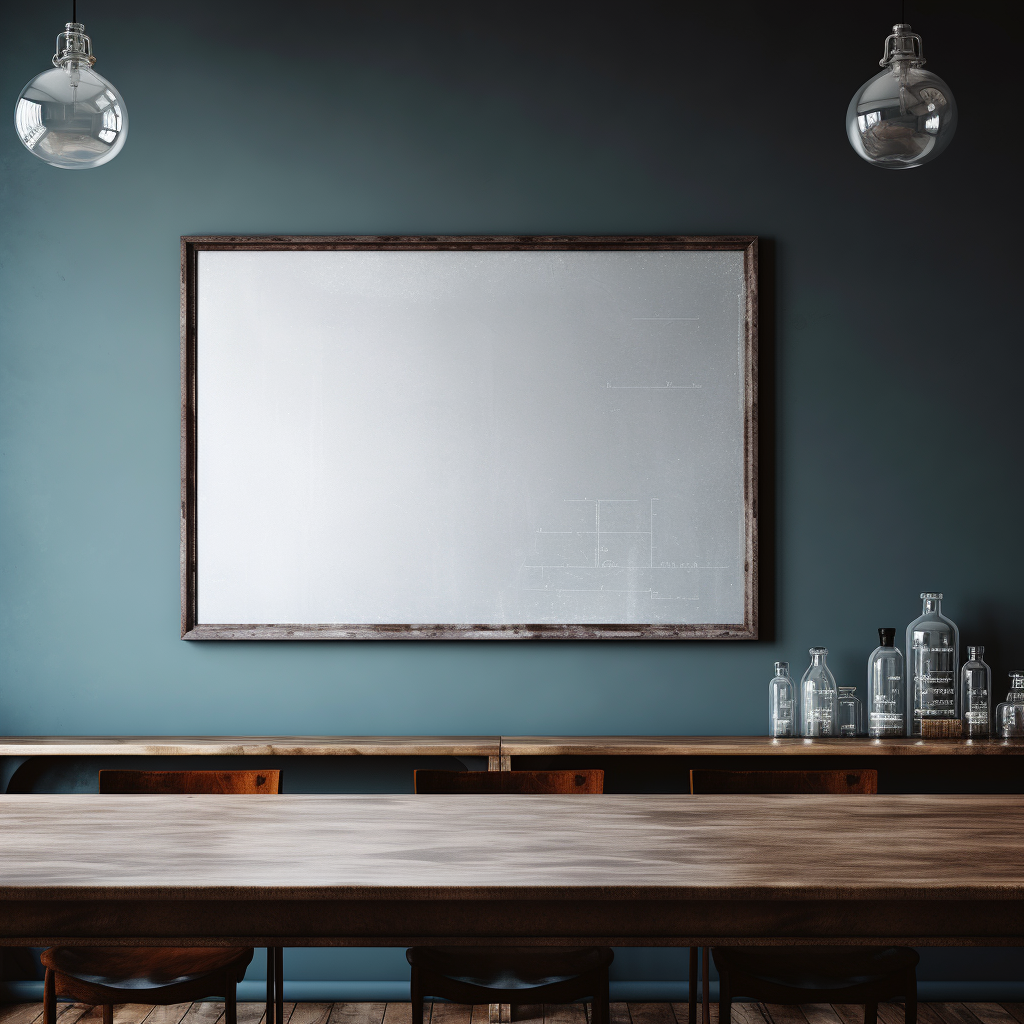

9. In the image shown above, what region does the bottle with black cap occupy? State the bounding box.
[867,628,905,737]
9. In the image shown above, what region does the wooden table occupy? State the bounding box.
[3,736,1022,778]
[2,793,1021,948]
[500,736,1024,758]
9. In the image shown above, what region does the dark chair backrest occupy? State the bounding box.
[689,768,877,795]
[414,769,603,794]
[99,769,280,794]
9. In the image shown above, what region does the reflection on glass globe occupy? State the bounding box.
[14,22,128,170]
[846,23,956,170]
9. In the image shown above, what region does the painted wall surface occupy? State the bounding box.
[1,0,1022,999]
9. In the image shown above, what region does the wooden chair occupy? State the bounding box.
[407,770,611,1024]
[41,770,283,1024]
[687,768,918,1024]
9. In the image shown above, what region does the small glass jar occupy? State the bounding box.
[838,687,864,737]
[800,647,838,737]
[768,662,795,738]
[995,671,1024,738]
[960,646,991,739]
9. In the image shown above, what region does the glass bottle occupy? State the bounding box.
[800,647,837,737]
[960,646,991,739]
[768,662,795,737]
[867,628,905,737]
[906,593,959,736]
[837,687,864,737]
[995,671,1024,738]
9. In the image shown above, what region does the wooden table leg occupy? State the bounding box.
[488,745,511,1024]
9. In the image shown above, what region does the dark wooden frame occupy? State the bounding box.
[181,235,758,640]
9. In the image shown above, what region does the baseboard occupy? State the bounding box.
[5,980,1024,1005]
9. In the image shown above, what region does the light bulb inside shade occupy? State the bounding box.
[846,23,956,169]
[14,22,128,169]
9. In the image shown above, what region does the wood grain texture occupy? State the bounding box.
[3,735,1022,759]
[2,794,1023,947]
[499,737,1024,757]
[287,1006,331,1024]
[413,771,603,794]
[98,771,279,795]
[688,770,876,794]
[0,737,500,757]
[180,235,758,643]
[2,793,1022,898]
[179,1004,226,1024]
[968,1008,1019,1024]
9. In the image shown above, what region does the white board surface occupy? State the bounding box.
[195,247,751,628]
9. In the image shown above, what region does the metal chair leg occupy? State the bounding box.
[688,948,697,1024]
[275,946,284,1024]
[702,946,710,1024]
[266,947,275,1024]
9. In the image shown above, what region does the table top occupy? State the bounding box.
[0,736,500,757]
[501,735,1024,755]
[2,735,1021,757]
[2,792,1022,901]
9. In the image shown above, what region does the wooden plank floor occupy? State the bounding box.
[2,1003,1024,1024]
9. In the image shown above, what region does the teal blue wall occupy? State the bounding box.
[2,0,1022,1000]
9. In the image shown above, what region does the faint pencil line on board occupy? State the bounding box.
[605,383,702,389]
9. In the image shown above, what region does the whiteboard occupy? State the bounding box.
[181,237,757,639]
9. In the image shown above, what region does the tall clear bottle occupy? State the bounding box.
[906,593,959,736]
[800,647,838,737]
[867,628,905,737]
[768,662,795,737]
[960,646,991,739]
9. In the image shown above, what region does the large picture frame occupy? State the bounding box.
[181,235,758,640]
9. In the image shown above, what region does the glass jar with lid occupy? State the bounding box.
[867,628,905,737]
[800,647,838,737]
[995,671,1024,738]
[906,593,959,736]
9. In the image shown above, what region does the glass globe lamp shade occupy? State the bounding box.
[847,24,956,169]
[14,22,127,169]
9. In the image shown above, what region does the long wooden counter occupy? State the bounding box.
[500,735,1024,757]
[0,736,499,757]
[3,735,1023,757]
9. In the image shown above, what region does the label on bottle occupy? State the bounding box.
[912,631,955,727]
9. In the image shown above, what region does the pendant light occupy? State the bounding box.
[14,1,128,169]
[846,14,956,169]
